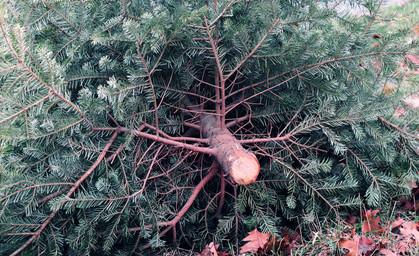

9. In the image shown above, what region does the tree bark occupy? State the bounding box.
[201,115,260,185]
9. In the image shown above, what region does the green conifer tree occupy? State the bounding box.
[0,0,417,254]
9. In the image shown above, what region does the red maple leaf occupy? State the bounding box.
[239,229,270,253]
[362,209,383,234]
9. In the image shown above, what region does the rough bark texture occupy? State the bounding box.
[201,115,260,185]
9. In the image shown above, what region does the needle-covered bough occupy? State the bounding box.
[0,0,417,255]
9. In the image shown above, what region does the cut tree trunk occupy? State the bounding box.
[201,115,260,185]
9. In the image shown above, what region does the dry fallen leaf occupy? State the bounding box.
[344,212,357,225]
[394,241,409,254]
[199,242,219,256]
[400,221,419,245]
[379,248,397,256]
[280,230,301,254]
[362,209,383,234]
[339,236,360,256]
[239,229,270,253]
[389,217,405,231]
[338,235,376,256]
[359,236,377,256]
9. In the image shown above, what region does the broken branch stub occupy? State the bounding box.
[201,115,260,185]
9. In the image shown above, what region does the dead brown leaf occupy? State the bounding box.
[338,235,376,256]
[344,212,357,225]
[378,248,397,256]
[199,242,219,256]
[389,217,405,231]
[362,209,383,234]
[400,221,419,245]
[239,229,270,254]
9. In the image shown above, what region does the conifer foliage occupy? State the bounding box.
[0,0,417,254]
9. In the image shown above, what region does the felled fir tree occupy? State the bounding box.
[0,0,417,254]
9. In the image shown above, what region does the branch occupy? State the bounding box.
[140,123,210,144]
[209,1,240,27]
[273,158,339,217]
[215,169,225,218]
[226,51,405,100]
[157,162,218,227]
[104,163,218,239]
[226,114,250,128]
[120,127,216,155]
[224,19,280,81]
[239,133,292,144]
[361,0,384,38]
[36,187,70,205]
[10,132,118,256]
[204,16,223,127]
[378,116,419,139]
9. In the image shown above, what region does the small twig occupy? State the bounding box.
[378,116,418,139]
[361,0,384,38]
[215,169,225,219]
[36,187,70,205]
[226,115,250,128]
[121,162,218,249]
[119,127,216,155]
[106,143,125,163]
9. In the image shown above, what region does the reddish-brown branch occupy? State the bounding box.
[106,143,125,163]
[226,51,405,101]
[273,157,339,217]
[0,92,53,126]
[122,127,216,155]
[378,116,419,139]
[361,0,383,38]
[140,123,210,144]
[209,1,239,27]
[239,133,292,144]
[106,163,218,243]
[10,132,118,256]
[226,115,250,128]
[215,169,225,218]
[36,187,70,205]
[183,122,201,130]
[158,162,217,227]
[139,163,218,250]
[224,19,280,82]
[204,16,223,127]
[136,48,160,134]
[348,149,381,197]
[39,0,80,33]
[221,78,226,127]
[0,182,73,204]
